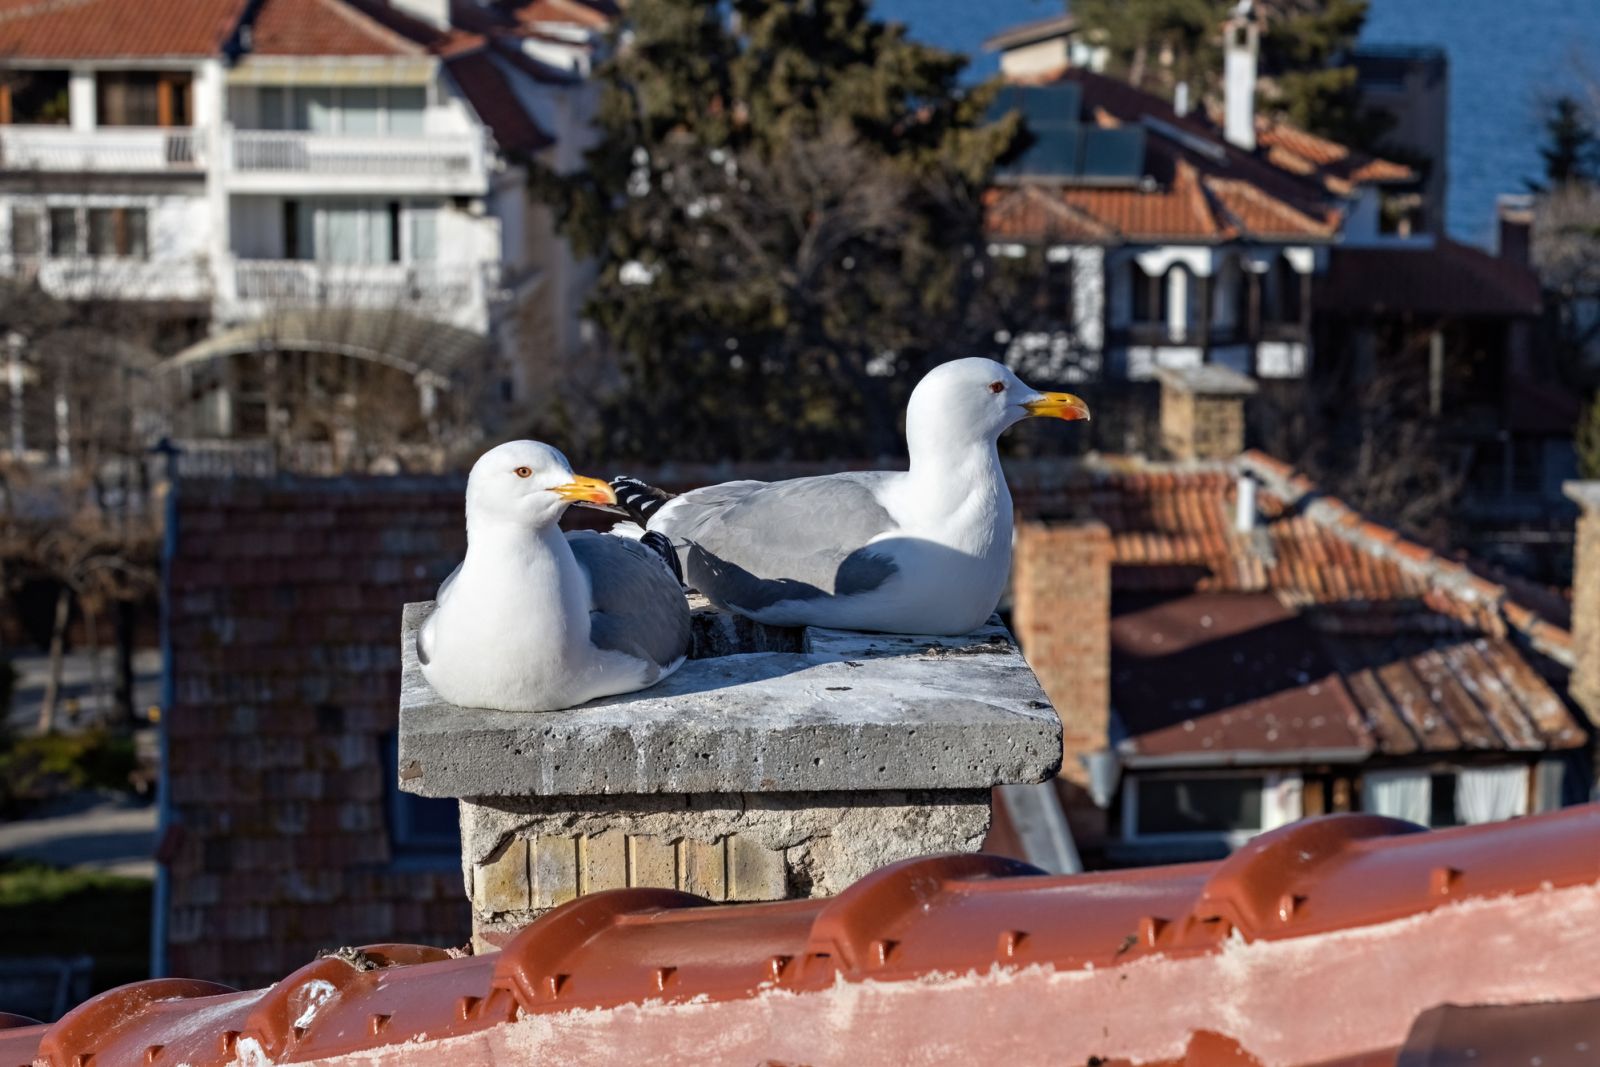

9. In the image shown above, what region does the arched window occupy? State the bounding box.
[1273,254,1302,324]
[1161,264,1192,339]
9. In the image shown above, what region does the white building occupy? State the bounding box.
[983,10,1426,388]
[0,0,614,467]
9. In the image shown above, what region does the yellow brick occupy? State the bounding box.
[726,834,787,901]
[581,830,629,894]
[472,838,530,915]
[628,835,677,888]
[532,835,579,909]
[681,838,728,900]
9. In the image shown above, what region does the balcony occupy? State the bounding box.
[0,127,203,174]
[1,255,212,303]
[222,130,488,194]
[221,259,492,332]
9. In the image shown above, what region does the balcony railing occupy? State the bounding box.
[1,255,212,302]
[230,259,481,310]
[225,130,485,188]
[0,127,203,173]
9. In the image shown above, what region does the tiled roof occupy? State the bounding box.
[162,476,469,990]
[987,70,1342,243]
[248,0,427,57]
[1316,238,1543,318]
[505,0,617,31]
[1011,452,1585,762]
[1255,117,1417,195]
[4,809,1600,1065]
[0,0,248,58]
[444,49,557,152]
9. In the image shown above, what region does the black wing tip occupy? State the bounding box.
[610,475,675,526]
[639,529,684,585]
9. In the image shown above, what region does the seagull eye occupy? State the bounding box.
[988,381,1005,394]
[514,467,533,478]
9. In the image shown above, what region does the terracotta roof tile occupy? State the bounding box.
[444,49,555,152]
[248,0,425,56]
[0,0,247,57]
[3,810,1599,1065]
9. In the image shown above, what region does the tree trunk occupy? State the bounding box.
[82,601,104,730]
[37,585,71,734]
[114,599,136,729]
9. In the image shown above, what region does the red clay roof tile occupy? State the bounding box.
[0,0,248,57]
[3,809,1599,1066]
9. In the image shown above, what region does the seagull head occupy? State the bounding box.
[906,357,1090,446]
[465,440,616,529]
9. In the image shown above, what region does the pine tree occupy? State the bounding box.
[1577,391,1600,481]
[1532,95,1600,191]
[536,0,1024,462]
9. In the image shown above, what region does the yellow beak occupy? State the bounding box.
[1023,391,1092,421]
[550,475,618,505]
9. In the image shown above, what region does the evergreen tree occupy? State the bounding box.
[1531,95,1600,191]
[537,0,1024,462]
[1071,0,1390,151]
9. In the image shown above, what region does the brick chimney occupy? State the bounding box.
[1563,482,1600,726]
[1223,4,1259,151]
[1011,518,1112,847]
[1157,364,1259,461]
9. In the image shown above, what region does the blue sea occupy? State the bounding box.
[874,0,1600,246]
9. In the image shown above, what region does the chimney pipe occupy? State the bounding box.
[1235,473,1258,533]
[1174,81,1191,118]
[1224,3,1259,151]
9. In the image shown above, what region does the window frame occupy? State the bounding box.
[1122,771,1272,848]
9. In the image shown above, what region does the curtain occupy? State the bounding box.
[1456,766,1529,825]
[409,207,437,262]
[1363,770,1430,825]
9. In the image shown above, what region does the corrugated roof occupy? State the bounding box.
[3,808,1599,1065]
[0,0,248,58]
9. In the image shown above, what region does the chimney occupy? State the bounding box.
[1157,364,1259,461]
[1012,518,1112,849]
[1174,81,1191,118]
[1563,483,1600,729]
[1223,3,1259,151]
[399,599,1063,950]
[390,0,450,29]
[1235,472,1259,532]
[1497,193,1533,266]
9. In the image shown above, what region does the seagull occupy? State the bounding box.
[611,357,1089,636]
[419,440,691,712]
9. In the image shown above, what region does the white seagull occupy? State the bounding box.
[419,440,691,712]
[611,357,1089,636]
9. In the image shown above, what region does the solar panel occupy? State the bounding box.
[1079,127,1146,179]
[1016,128,1082,177]
[990,84,1083,129]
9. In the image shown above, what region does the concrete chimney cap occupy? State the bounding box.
[1156,365,1260,397]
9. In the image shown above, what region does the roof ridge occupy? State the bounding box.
[1235,451,1573,662]
[1031,186,1121,239]
[317,0,434,54]
[1206,174,1335,237]
[1173,159,1225,237]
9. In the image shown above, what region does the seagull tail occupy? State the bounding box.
[610,475,675,526]
[639,530,684,585]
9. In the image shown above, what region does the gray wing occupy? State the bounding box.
[650,472,900,611]
[566,531,692,674]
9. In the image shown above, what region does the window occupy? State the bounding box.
[388,88,426,135]
[290,199,419,264]
[240,86,429,134]
[96,72,189,126]
[1270,255,1302,324]
[342,88,382,134]
[2,70,71,125]
[1130,261,1158,324]
[87,207,148,258]
[409,206,438,262]
[1135,776,1265,835]
[10,207,42,257]
[1429,773,1459,828]
[1036,255,1074,326]
[48,207,77,256]
[382,732,459,861]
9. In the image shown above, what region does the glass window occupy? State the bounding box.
[258,87,287,131]
[299,88,337,133]
[97,72,161,126]
[7,70,71,125]
[48,207,78,257]
[10,207,42,257]
[1136,776,1264,835]
[86,208,149,258]
[1130,262,1156,324]
[387,88,426,135]
[342,88,381,134]
[321,205,365,263]
[88,208,117,256]
[409,205,438,262]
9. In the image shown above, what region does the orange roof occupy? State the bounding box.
[987,70,1343,243]
[248,0,426,57]
[507,0,617,31]
[0,0,248,58]
[1256,118,1417,195]
[3,809,1599,1065]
